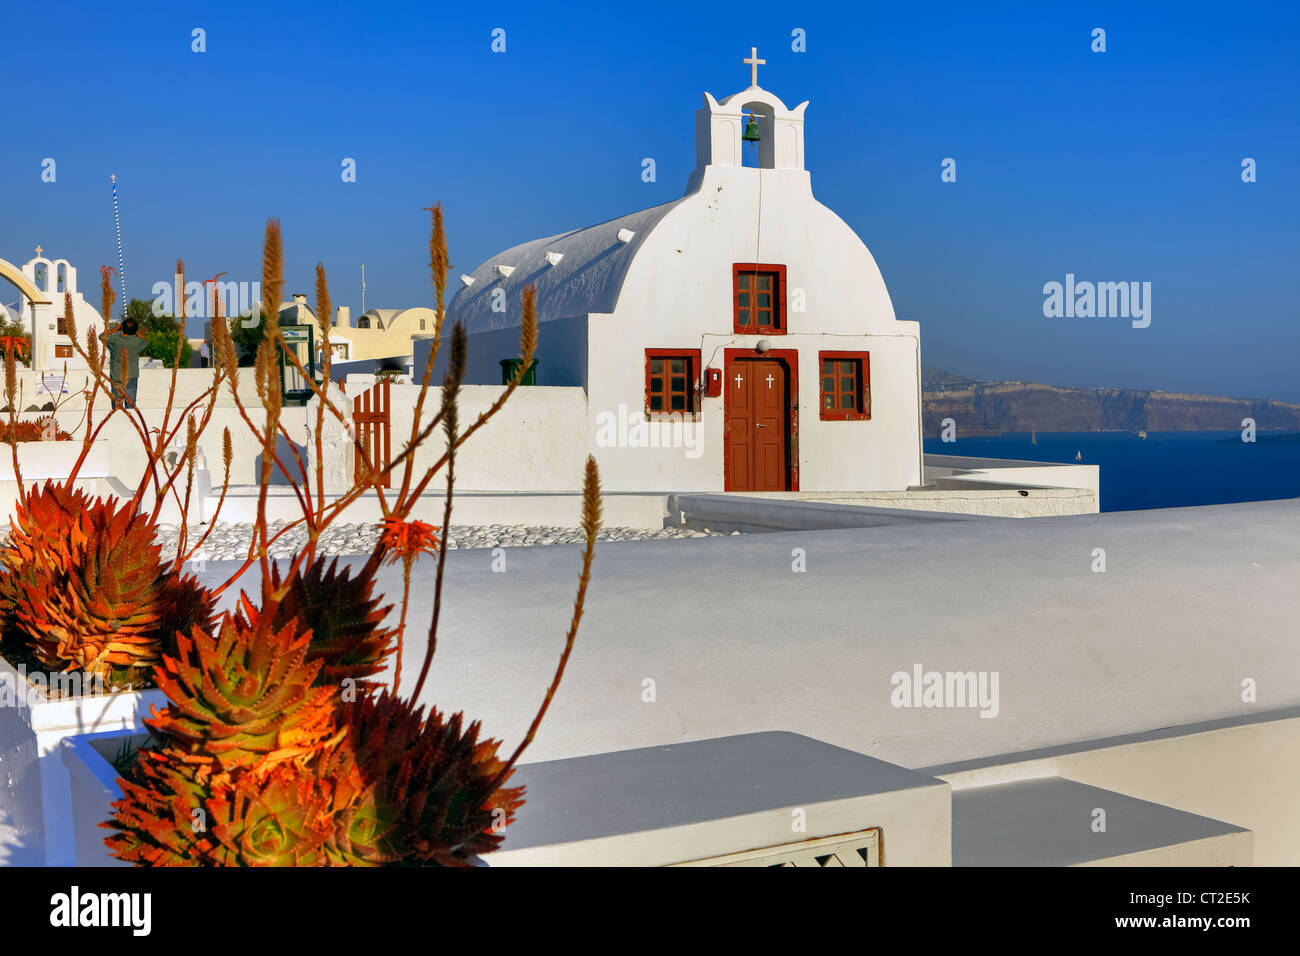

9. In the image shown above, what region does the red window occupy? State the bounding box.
[645,349,700,417]
[54,344,73,358]
[819,351,870,421]
[56,316,70,335]
[732,263,786,334]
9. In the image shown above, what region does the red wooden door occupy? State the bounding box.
[726,358,788,491]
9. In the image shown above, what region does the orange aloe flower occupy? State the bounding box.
[377,517,440,565]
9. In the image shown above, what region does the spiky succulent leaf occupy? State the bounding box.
[245,556,395,689]
[106,748,334,867]
[149,611,341,775]
[104,748,214,866]
[3,485,194,682]
[206,764,333,866]
[157,572,217,662]
[324,691,524,866]
[0,483,90,641]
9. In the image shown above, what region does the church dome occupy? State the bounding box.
[446,199,685,334]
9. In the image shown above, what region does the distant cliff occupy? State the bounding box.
[922,379,1300,436]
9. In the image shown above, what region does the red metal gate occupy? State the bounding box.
[352,378,391,488]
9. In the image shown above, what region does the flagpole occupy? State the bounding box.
[110,174,127,318]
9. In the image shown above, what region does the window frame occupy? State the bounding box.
[818,350,871,421]
[732,263,787,335]
[644,348,702,419]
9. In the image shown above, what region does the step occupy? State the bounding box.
[952,776,1251,866]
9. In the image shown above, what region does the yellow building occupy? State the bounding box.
[204,296,436,368]
[325,304,437,363]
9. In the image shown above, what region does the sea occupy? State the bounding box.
[922,430,1300,513]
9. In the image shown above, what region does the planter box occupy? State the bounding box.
[61,729,143,867]
[0,654,164,865]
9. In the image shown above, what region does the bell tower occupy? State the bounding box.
[691,48,808,177]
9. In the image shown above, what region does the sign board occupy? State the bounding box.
[278,324,316,401]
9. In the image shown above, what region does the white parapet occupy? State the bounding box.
[480,732,949,866]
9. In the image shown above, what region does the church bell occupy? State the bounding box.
[742,115,761,143]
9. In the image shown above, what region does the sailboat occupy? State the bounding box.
[1074,450,1083,461]
[1031,430,1037,446]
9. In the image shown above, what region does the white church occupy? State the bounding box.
[0,248,106,371]
[432,52,923,493]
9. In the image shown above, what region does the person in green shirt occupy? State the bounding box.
[100,318,149,409]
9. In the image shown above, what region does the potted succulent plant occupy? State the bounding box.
[41,208,600,865]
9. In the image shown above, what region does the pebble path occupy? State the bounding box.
[149,521,738,562]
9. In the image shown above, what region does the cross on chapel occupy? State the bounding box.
[744,47,765,87]
[34,245,42,258]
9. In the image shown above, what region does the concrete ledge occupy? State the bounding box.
[925,453,1100,494]
[490,731,950,866]
[952,776,1251,866]
[668,492,986,532]
[923,706,1300,866]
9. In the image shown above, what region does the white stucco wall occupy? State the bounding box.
[587,323,922,492]
[40,404,310,489]
[309,379,590,493]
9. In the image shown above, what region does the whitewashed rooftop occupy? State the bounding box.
[200,496,1300,772]
[446,200,683,332]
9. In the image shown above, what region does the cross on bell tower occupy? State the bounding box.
[743,46,765,87]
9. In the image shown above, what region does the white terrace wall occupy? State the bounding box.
[38,408,313,492]
[6,366,314,501]
[8,367,266,412]
[312,379,589,493]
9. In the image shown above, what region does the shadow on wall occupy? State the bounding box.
[255,433,308,486]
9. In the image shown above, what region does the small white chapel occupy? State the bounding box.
[0,248,106,371]
[434,50,924,494]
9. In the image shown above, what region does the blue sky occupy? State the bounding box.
[4,1,1297,400]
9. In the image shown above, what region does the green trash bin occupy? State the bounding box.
[500,358,538,385]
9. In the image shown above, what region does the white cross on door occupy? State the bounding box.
[765,373,774,389]
[734,373,744,388]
